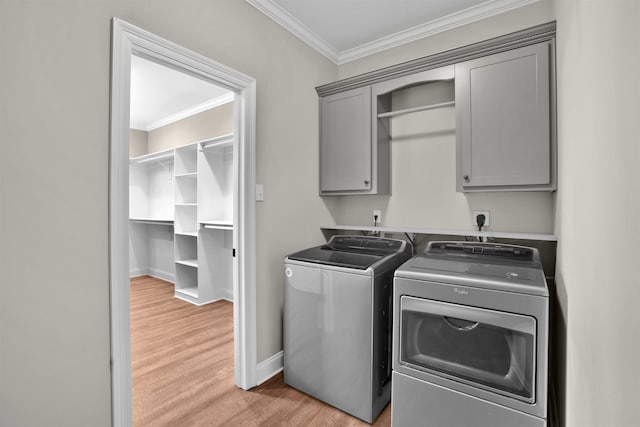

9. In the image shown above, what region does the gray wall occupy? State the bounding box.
[0,1,336,425]
[553,1,640,426]
[129,103,233,158]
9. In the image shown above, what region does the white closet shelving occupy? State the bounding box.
[197,134,234,303]
[129,134,235,305]
[173,144,200,302]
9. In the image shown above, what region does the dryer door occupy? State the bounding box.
[398,296,536,403]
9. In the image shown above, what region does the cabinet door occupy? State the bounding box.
[320,86,372,193]
[456,42,552,191]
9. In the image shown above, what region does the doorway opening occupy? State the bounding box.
[110,18,257,425]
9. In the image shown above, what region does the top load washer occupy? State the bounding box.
[284,235,412,423]
[392,241,549,427]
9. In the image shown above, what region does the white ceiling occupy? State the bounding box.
[247,0,541,64]
[130,55,233,131]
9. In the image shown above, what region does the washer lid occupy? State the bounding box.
[286,246,384,270]
[395,242,548,296]
[286,235,407,270]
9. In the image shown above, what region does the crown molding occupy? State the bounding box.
[145,92,234,131]
[246,0,542,65]
[316,21,555,97]
[338,0,543,64]
[246,0,340,63]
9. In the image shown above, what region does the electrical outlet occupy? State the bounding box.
[472,210,490,227]
[373,210,382,225]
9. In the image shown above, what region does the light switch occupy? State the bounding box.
[256,184,264,201]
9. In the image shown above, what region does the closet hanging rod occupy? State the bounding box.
[202,224,233,230]
[132,151,173,164]
[200,133,234,151]
[129,218,174,226]
[377,100,455,119]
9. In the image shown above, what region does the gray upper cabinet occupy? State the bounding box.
[320,86,386,195]
[455,42,555,192]
[317,24,556,196]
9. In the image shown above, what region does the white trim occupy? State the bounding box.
[128,270,175,283]
[145,92,234,131]
[129,268,175,283]
[221,288,234,302]
[245,0,339,63]
[146,268,174,283]
[256,351,284,386]
[109,19,133,427]
[110,18,258,427]
[246,0,542,65]
[233,78,258,390]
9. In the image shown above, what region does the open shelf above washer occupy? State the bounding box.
[377,100,455,119]
[321,225,557,242]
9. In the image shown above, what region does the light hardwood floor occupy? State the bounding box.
[131,276,392,426]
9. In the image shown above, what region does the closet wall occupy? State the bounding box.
[129,102,233,157]
[130,129,148,157]
[148,102,233,153]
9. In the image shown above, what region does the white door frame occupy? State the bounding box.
[109,18,257,426]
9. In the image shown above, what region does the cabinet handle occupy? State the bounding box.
[364,180,370,186]
[463,175,470,183]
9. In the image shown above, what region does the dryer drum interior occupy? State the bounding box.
[400,303,535,402]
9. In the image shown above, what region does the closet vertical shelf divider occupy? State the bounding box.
[174,144,199,302]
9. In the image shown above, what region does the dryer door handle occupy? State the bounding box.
[444,316,479,332]
[401,296,536,335]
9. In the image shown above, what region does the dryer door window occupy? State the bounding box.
[399,296,536,403]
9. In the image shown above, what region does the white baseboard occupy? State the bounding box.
[147,268,174,283]
[129,268,146,278]
[129,268,174,283]
[256,351,283,386]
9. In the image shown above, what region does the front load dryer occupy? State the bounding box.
[392,241,549,427]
